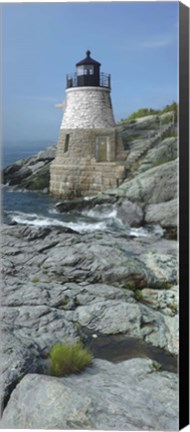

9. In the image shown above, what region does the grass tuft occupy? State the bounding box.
[160,282,173,290]
[123,279,136,291]
[49,342,93,377]
[135,289,143,301]
[31,277,40,283]
[152,157,176,168]
[150,361,162,372]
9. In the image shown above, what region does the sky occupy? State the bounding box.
[2,2,179,144]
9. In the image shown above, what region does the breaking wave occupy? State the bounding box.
[3,189,164,238]
[81,206,117,220]
[130,225,164,238]
[4,209,164,238]
[4,210,111,233]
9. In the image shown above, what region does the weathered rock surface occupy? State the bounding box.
[116,199,144,226]
[0,358,178,430]
[3,146,56,191]
[105,159,177,204]
[56,195,118,216]
[1,223,178,411]
[140,285,178,316]
[145,199,177,228]
[138,251,177,285]
[138,137,177,173]
[75,299,178,355]
[0,330,41,409]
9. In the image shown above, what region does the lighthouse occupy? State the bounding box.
[50,51,126,197]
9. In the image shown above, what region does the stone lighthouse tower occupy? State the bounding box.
[50,51,126,197]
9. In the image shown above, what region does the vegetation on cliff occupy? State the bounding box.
[119,102,178,124]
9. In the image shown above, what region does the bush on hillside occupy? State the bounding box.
[118,102,178,124]
[162,102,178,121]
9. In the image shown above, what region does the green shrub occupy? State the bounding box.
[170,302,178,315]
[162,115,173,124]
[162,128,177,140]
[160,282,173,290]
[123,279,136,291]
[57,296,69,307]
[127,107,160,120]
[49,342,93,377]
[150,361,162,372]
[152,157,176,168]
[162,102,178,120]
[31,277,40,283]
[135,289,143,301]
[118,102,177,124]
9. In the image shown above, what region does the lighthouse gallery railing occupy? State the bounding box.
[66,72,111,89]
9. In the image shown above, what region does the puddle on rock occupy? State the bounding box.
[81,329,177,373]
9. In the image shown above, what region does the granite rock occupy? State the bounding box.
[145,199,177,228]
[3,146,56,191]
[106,159,177,205]
[116,199,144,227]
[0,358,178,430]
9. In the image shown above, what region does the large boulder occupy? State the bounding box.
[0,359,178,430]
[106,159,177,205]
[140,285,178,316]
[139,137,177,173]
[21,162,51,191]
[2,146,56,191]
[138,252,177,285]
[116,199,144,226]
[145,199,177,228]
[41,238,177,287]
[0,330,40,411]
[75,299,178,355]
[4,166,33,186]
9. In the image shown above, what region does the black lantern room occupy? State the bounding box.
[76,50,101,87]
[66,51,110,89]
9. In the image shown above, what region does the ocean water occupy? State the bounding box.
[2,186,127,234]
[2,142,123,233]
[2,142,164,237]
[3,186,164,237]
[2,141,54,168]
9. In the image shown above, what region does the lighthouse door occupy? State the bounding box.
[96,136,107,161]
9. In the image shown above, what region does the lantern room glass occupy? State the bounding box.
[77,65,94,76]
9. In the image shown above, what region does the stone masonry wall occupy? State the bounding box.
[50,157,126,197]
[50,126,127,197]
[61,87,115,129]
[56,128,118,161]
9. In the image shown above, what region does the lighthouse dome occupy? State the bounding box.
[76,50,101,67]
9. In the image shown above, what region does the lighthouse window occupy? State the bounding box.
[84,66,94,75]
[77,66,84,76]
[77,65,94,75]
[64,134,70,152]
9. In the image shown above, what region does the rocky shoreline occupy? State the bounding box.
[1,121,179,429]
[1,217,178,428]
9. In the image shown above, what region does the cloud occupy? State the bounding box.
[27,95,60,103]
[17,95,62,104]
[139,35,176,49]
[113,33,177,55]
